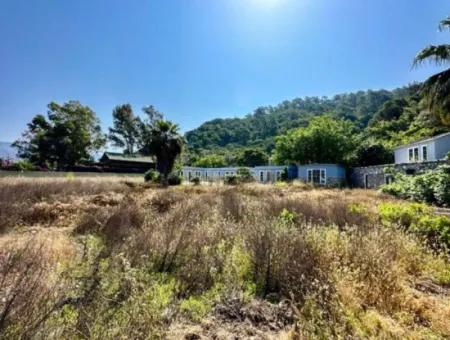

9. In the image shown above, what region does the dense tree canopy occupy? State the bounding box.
[14,101,105,169]
[237,148,269,167]
[273,116,357,165]
[185,86,427,153]
[355,143,394,167]
[194,154,226,168]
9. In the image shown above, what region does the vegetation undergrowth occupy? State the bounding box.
[381,165,450,207]
[1,179,450,339]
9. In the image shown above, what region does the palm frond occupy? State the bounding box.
[421,68,450,125]
[413,45,450,66]
[439,16,450,31]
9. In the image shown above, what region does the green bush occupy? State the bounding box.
[237,167,254,182]
[380,165,450,207]
[144,169,160,183]
[190,177,201,185]
[224,175,239,185]
[9,160,36,172]
[379,202,450,249]
[167,172,182,186]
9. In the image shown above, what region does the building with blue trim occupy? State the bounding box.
[181,163,346,185]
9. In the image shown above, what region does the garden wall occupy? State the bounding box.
[350,160,449,189]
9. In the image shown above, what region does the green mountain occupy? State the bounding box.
[185,84,446,156]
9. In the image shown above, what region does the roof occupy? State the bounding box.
[182,167,243,171]
[101,152,155,163]
[297,163,345,167]
[253,165,286,170]
[394,132,450,150]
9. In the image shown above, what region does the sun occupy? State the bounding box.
[249,0,286,9]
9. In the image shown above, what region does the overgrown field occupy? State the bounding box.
[1,178,450,339]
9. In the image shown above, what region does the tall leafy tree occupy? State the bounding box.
[355,143,394,166]
[142,105,164,123]
[140,115,184,184]
[194,154,226,168]
[14,101,105,169]
[237,148,269,167]
[273,116,357,165]
[13,115,52,166]
[414,15,450,125]
[108,104,140,154]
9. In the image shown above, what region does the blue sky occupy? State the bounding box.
[0,0,449,142]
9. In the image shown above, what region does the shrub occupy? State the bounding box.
[380,165,450,206]
[224,175,239,185]
[144,169,160,182]
[167,172,182,186]
[280,168,289,181]
[237,167,254,183]
[190,176,201,185]
[8,160,36,172]
[379,202,450,249]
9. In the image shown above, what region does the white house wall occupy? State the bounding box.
[394,140,436,164]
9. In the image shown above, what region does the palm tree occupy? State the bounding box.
[414,16,450,125]
[140,119,184,184]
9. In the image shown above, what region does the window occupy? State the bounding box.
[260,171,264,182]
[320,169,326,185]
[422,145,428,161]
[307,169,326,185]
[408,149,413,162]
[408,147,419,162]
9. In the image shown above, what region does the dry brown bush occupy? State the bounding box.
[0,235,73,338]
[0,178,129,233]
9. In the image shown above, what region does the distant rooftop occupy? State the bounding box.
[101,152,155,164]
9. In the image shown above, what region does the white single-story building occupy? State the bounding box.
[181,164,346,185]
[253,166,286,183]
[181,167,242,182]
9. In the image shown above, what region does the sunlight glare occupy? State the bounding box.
[248,0,286,9]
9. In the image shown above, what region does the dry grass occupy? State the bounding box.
[0,177,130,233]
[0,179,449,339]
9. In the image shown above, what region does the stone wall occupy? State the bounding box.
[350,161,449,189]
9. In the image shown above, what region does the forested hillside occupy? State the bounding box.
[185,84,448,165]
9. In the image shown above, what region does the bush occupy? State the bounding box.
[167,172,182,186]
[190,177,201,185]
[237,168,254,183]
[379,202,450,249]
[8,160,36,172]
[144,169,160,183]
[224,175,239,185]
[380,165,450,207]
[280,168,289,181]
